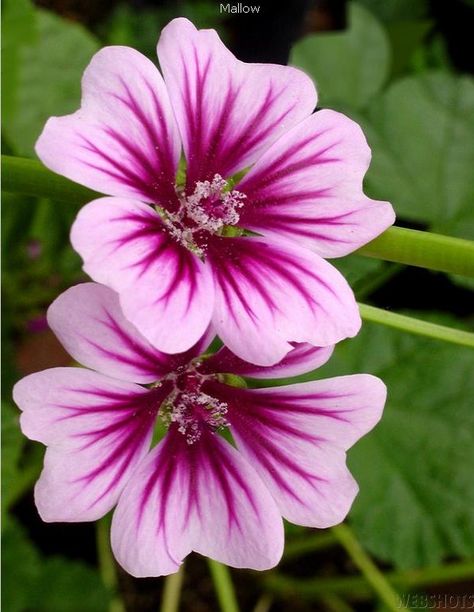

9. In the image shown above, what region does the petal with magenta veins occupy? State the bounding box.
[157,18,316,187]
[201,343,334,380]
[36,46,181,208]
[111,426,283,577]
[207,375,386,527]
[48,283,180,383]
[238,110,395,257]
[207,235,360,366]
[71,198,214,354]
[14,368,172,522]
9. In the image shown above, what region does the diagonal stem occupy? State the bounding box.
[331,524,407,612]
[356,226,474,278]
[96,517,125,612]
[207,559,240,612]
[160,564,185,612]
[265,559,474,601]
[359,303,474,348]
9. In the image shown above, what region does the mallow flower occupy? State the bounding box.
[14,283,386,577]
[35,18,395,366]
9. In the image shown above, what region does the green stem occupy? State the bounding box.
[332,524,406,612]
[359,303,474,348]
[3,155,474,278]
[265,559,474,601]
[356,226,474,278]
[207,559,240,612]
[160,564,185,612]
[2,155,100,205]
[252,594,273,612]
[96,517,125,612]
[319,594,354,612]
[283,532,338,561]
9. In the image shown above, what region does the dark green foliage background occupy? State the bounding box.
[2,0,474,610]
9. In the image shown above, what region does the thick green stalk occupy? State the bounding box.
[359,303,474,348]
[207,560,240,612]
[332,524,406,612]
[283,532,338,560]
[96,517,125,612]
[356,226,474,278]
[160,564,185,612]
[265,560,474,601]
[2,155,100,205]
[2,154,474,278]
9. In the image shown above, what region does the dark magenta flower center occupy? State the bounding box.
[160,363,229,444]
[161,174,246,255]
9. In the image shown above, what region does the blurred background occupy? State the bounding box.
[2,0,474,610]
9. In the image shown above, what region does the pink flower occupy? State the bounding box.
[14,283,386,577]
[35,18,395,366]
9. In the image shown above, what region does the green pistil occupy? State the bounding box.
[218,373,248,388]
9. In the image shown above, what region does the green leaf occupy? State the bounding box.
[1,403,25,523]
[1,0,37,125]
[290,2,390,110]
[1,520,42,612]
[3,9,99,157]
[331,254,385,295]
[385,20,432,78]
[33,557,112,612]
[317,319,474,568]
[356,0,428,22]
[362,72,474,240]
[2,519,112,612]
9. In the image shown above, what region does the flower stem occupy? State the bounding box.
[96,517,125,612]
[3,154,474,278]
[356,226,474,278]
[331,524,406,612]
[160,564,185,612]
[207,559,240,612]
[1,154,99,205]
[265,559,474,601]
[319,594,354,612]
[283,532,338,561]
[359,303,474,348]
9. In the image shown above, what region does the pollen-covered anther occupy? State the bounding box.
[162,174,246,254]
[184,174,246,233]
[161,390,229,445]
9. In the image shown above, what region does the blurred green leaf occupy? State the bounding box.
[1,0,37,125]
[2,520,112,612]
[332,254,385,294]
[1,520,41,612]
[317,319,474,568]
[33,557,112,612]
[1,403,24,523]
[3,9,99,157]
[386,20,432,78]
[411,33,452,72]
[290,2,390,110]
[362,72,474,240]
[104,1,223,59]
[356,0,428,22]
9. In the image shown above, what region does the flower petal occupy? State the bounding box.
[207,235,360,366]
[237,110,395,257]
[207,375,386,527]
[111,427,283,577]
[202,343,334,380]
[14,368,171,522]
[157,18,316,186]
[71,198,214,354]
[48,283,180,383]
[36,46,181,207]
